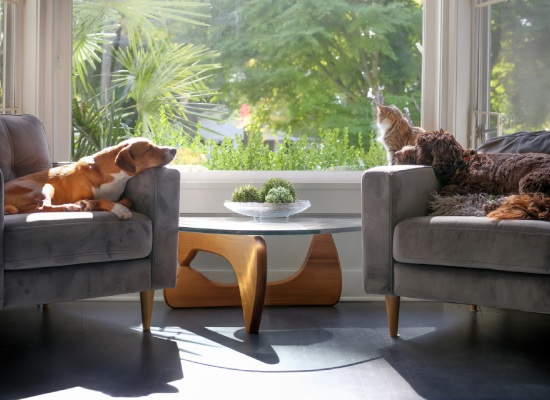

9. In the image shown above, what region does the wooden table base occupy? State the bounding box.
[164,231,342,333]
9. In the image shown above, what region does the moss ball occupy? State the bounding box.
[231,185,262,202]
[260,178,296,202]
[264,187,294,203]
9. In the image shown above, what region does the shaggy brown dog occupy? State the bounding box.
[395,129,550,198]
[396,129,550,221]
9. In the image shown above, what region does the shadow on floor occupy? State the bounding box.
[379,304,550,399]
[0,303,183,399]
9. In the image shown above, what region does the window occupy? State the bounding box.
[472,0,550,147]
[0,0,21,114]
[72,0,423,169]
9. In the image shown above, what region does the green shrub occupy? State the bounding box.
[231,185,262,202]
[144,112,387,171]
[260,178,296,202]
[265,187,294,203]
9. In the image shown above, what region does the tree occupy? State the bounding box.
[199,0,422,141]
[72,0,220,159]
[490,0,550,132]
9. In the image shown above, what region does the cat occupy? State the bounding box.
[375,103,425,165]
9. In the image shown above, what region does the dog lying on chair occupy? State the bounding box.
[4,137,176,219]
[395,129,550,220]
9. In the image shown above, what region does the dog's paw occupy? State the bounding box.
[64,203,83,211]
[111,203,132,220]
[75,200,92,211]
[4,205,19,214]
[118,197,133,209]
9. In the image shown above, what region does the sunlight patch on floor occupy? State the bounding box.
[132,325,436,373]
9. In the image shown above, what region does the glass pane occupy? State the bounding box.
[72,0,423,169]
[489,0,550,133]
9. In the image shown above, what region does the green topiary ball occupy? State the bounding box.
[231,184,262,202]
[260,178,296,202]
[264,187,294,203]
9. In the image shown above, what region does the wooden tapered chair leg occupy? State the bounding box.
[385,295,400,338]
[140,290,155,331]
[469,304,478,312]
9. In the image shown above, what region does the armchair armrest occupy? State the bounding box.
[1,170,4,307]
[361,165,440,295]
[123,166,181,289]
[1,169,4,229]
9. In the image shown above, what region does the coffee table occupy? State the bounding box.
[163,215,361,333]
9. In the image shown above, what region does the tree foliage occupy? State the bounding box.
[72,0,220,159]
[72,0,422,167]
[490,0,550,132]
[199,0,422,139]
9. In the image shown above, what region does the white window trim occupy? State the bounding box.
[422,0,473,147]
[20,0,72,162]
[1,1,22,113]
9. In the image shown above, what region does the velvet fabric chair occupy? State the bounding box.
[362,164,550,337]
[0,114,180,330]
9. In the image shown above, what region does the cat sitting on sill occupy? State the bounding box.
[375,103,425,165]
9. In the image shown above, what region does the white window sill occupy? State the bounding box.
[171,167,365,215]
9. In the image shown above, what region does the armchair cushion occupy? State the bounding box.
[3,212,152,270]
[394,216,550,274]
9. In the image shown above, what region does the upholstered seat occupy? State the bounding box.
[394,216,550,274]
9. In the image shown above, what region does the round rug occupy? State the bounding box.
[147,325,400,372]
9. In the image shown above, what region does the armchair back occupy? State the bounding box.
[0,114,52,181]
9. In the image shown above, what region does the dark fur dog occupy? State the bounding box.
[395,129,550,198]
[395,129,550,221]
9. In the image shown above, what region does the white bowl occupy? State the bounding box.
[224,200,311,219]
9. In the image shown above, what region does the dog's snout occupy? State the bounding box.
[162,147,177,164]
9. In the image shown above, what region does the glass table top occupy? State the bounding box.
[179,214,362,236]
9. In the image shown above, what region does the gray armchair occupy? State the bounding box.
[1,114,180,330]
[362,165,550,337]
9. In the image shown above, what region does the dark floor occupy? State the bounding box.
[1,300,549,400]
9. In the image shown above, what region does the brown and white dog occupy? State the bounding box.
[4,138,176,219]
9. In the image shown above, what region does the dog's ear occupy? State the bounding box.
[415,135,434,165]
[115,146,137,174]
[395,145,417,165]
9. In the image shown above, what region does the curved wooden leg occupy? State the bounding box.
[469,304,479,312]
[164,232,267,333]
[140,290,155,331]
[264,233,342,305]
[385,295,400,338]
[231,237,267,334]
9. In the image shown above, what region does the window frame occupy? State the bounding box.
[17,0,72,162]
[1,0,22,114]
